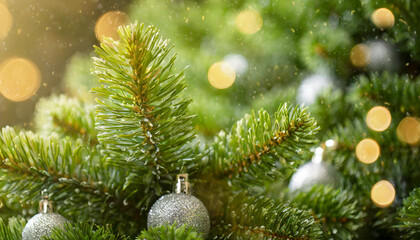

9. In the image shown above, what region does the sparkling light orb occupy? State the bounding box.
[207,62,236,89]
[397,117,420,145]
[356,138,380,164]
[235,10,263,34]
[95,11,129,42]
[371,8,395,29]
[0,3,13,40]
[0,58,41,102]
[366,106,392,132]
[350,44,370,67]
[371,180,395,208]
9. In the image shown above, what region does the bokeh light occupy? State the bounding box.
[208,62,236,89]
[366,106,392,132]
[371,180,395,208]
[350,44,370,67]
[0,3,13,40]
[0,58,41,102]
[356,138,380,164]
[235,10,263,34]
[371,8,395,29]
[95,11,129,42]
[397,117,420,145]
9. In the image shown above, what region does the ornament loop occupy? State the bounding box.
[39,189,54,213]
[175,174,190,194]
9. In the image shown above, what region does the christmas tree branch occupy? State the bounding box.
[212,194,322,239]
[325,117,420,196]
[47,223,129,240]
[138,224,204,240]
[397,187,420,239]
[355,73,420,116]
[292,185,366,239]
[92,22,196,207]
[34,95,98,146]
[0,217,25,240]
[0,127,137,230]
[207,103,319,186]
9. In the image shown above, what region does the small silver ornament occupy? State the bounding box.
[22,190,68,240]
[289,147,338,193]
[296,72,334,105]
[367,40,399,72]
[147,174,210,238]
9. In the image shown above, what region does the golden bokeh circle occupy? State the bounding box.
[371,180,395,208]
[95,11,129,42]
[371,8,395,29]
[208,62,236,89]
[235,10,263,34]
[0,3,13,40]
[356,138,380,164]
[366,106,392,132]
[350,44,370,67]
[397,117,420,145]
[0,58,41,102]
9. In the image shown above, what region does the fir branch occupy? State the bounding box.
[34,95,98,146]
[91,22,195,207]
[138,224,204,240]
[212,194,322,239]
[0,127,135,230]
[292,185,366,240]
[398,187,420,238]
[47,222,129,240]
[207,103,319,186]
[0,217,25,240]
[355,73,420,116]
[325,117,420,196]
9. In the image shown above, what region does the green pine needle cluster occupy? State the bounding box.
[293,185,366,239]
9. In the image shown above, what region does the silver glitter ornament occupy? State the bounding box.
[147,174,210,238]
[22,190,68,240]
[289,147,338,193]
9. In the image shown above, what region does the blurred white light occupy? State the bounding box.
[296,73,333,105]
[223,54,248,75]
[367,41,398,71]
[325,139,336,148]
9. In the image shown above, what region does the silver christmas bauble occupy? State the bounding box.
[22,213,67,240]
[367,40,399,72]
[296,73,334,105]
[289,161,338,193]
[148,193,210,238]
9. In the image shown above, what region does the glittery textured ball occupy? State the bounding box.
[22,213,67,240]
[148,193,210,238]
[289,161,338,193]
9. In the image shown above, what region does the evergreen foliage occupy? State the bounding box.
[0,218,26,240]
[207,104,318,186]
[212,194,322,240]
[292,185,366,239]
[92,23,196,209]
[34,95,97,145]
[46,223,129,240]
[398,188,420,238]
[0,0,420,238]
[138,224,204,240]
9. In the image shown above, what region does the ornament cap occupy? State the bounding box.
[311,147,324,164]
[39,189,54,213]
[175,174,190,194]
